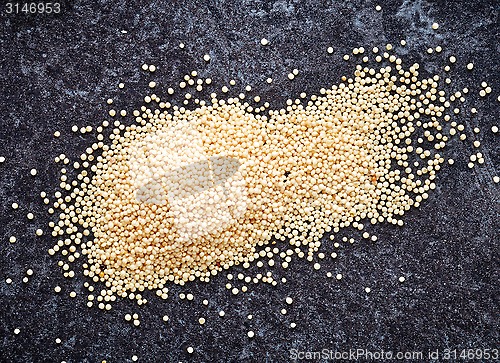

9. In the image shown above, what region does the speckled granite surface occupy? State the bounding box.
[0,0,498,362]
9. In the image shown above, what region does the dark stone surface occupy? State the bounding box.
[0,0,499,362]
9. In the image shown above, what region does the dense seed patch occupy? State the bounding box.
[42,50,488,306]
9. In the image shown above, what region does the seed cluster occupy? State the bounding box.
[41,45,495,306]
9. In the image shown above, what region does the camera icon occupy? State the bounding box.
[128,121,248,242]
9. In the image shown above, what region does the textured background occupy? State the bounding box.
[0,0,499,362]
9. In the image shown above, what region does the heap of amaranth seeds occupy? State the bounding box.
[44,48,487,307]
